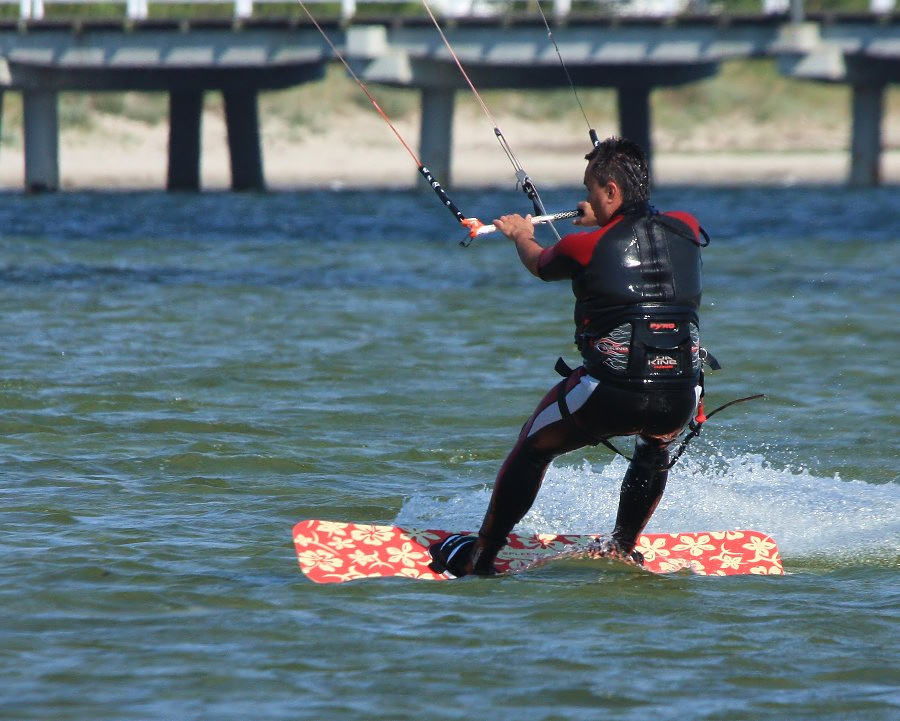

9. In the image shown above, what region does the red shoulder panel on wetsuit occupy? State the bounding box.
[538,215,626,280]
[662,211,701,239]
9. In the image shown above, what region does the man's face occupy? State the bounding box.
[583,160,618,225]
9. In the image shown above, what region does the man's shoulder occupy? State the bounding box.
[659,210,701,233]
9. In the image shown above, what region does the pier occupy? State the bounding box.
[0,2,897,191]
[0,19,331,191]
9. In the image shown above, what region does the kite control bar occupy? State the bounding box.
[417,165,581,246]
[470,209,582,237]
[459,209,583,246]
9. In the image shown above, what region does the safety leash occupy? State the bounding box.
[596,393,766,468]
[663,393,766,469]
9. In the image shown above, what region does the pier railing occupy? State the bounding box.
[6,0,897,23]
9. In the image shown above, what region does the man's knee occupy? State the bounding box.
[632,435,671,470]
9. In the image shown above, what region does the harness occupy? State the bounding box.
[552,206,743,468]
[576,304,701,390]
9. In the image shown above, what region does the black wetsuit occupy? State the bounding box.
[475,202,706,566]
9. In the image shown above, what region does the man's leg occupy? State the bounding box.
[432,371,596,576]
[610,434,671,553]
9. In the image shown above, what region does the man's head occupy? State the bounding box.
[583,137,650,225]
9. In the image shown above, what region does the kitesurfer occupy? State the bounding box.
[431,137,710,577]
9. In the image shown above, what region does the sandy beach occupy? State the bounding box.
[1,100,898,190]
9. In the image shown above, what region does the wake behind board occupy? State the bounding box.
[292,520,783,584]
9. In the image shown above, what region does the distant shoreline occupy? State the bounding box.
[1,106,898,191]
[2,149,897,192]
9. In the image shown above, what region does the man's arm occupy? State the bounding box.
[492,214,544,277]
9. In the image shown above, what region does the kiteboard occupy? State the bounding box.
[292,519,783,584]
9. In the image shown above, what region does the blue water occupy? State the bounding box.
[1,186,897,720]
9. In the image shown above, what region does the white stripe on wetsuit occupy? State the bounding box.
[527,373,600,439]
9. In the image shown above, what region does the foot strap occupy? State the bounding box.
[428,534,477,577]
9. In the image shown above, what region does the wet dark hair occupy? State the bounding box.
[585,137,650,205]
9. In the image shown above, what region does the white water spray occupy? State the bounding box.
[397,452,899,563]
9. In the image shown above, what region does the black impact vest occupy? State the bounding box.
[574,207,704,389]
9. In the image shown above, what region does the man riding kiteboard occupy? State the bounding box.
[431,137,713,577]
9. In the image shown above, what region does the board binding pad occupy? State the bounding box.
[293,520,783,584]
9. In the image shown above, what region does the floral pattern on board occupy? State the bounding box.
[293,520,783,584]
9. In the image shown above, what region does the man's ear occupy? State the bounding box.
[606,180,620,200]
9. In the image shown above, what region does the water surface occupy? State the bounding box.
[1,186,897,720]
